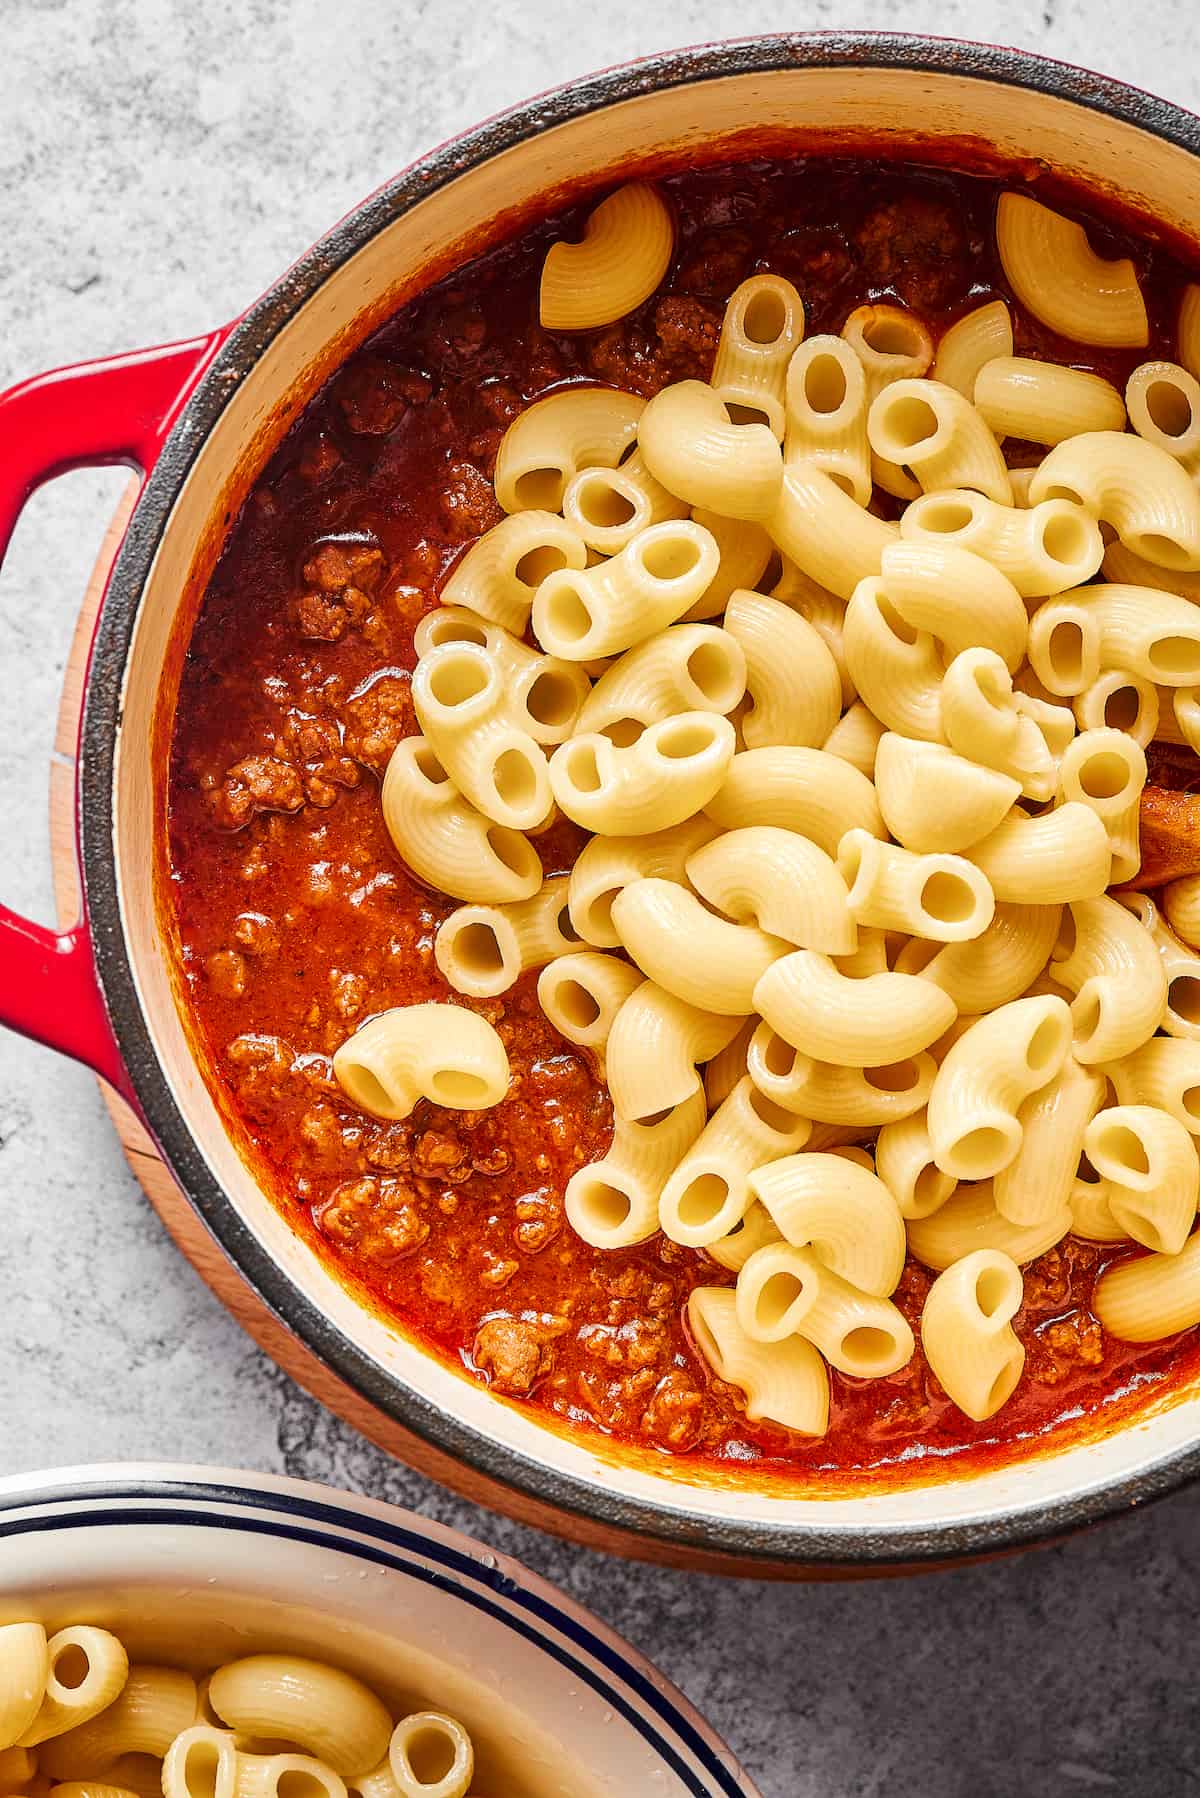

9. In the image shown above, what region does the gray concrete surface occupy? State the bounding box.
[2,4,1200,1793]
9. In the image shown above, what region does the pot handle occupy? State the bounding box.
[0,329,230,1100]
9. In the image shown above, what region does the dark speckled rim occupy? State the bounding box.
[78,33,1200,1569]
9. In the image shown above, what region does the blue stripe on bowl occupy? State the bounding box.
[0,1481,749,1798]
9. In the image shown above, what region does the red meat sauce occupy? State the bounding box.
[167,153,1200,1489]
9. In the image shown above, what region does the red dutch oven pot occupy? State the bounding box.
[4,33,1200,1573]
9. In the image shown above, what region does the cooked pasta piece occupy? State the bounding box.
[550,712,735,835]
[1164,874,1200,949]
[746,1024,935,1125]
[1031,584,1200,694]
[772,557,855,702]
[561,451,688,556]
[1135,902,1200,1041]
[413,607,589,746]
[236,1752,346,1798]
[537,951,643,1057]
[702,1016,757,1109]
[926,995,1073,1179]
[161,1726,237,1798]
[658,1077,810,1246]
[539,182,673,331]
[768,463,899,600]
[868,378,1011,504]
[207,1660,387,1781]
[683,509,774,621]
[493,388,643,514]
[875,1111,957,1220]
[838,829,994,942]
[637,378,784,520]
[932,299,1013,398]
[823,701,884,776]
[996,193,1148,347]
[0,1626,47,1751]
[1101,536,1200,598]
[381,738,542,905]
[967,803,1111,904]
[565,1087,705,1248]
[1057,727,1146,884]
[975,356,1126,444]
[576,622,746,741]
[687,1286,829,1433]
[736,1243,914,1373]
[832,927,892,980]
[1125,360,1200,471]
[940,647,1060,801]
[435,879,581,998]
[873,734,1019,854]
[992,1056,1107,1227]
[387,1711,474,1798]
[1107,1037,1200,1136]
[110,1758,176,1798]
[880,538,1027,671]
[749,1152,906,1296]
[611,877,786,1015]
[532,517,720,660]
[783,334,871,502]
[439,510,587,634]
[1031,432,1200,570]
[841,578,943,741]
[1153,683,1200,753]
[711,273,805,437]
[686,825,857,953]
[899,487,1103,598]
[704,744,884,853]
[411,642,551,831]
[1072,669,1159,748]
[842,301,934,395]
[1006,465,1040,506]
[333,1005,509,1120]
[906,1180,1072,1271]
[704,1199,783,1271]
[754,949,956,1066]
[41,1669,198,1777]
[1050,894,1167,1062]
[723,589,842,749]
[19,1628,129,1748]
[605,982,742,1121]
[921,1250,1025,1421]
[894,901,1061,1014]
[1181,284,1200,379]
[566,815,718,946]
[1094,1232,1200,1341]
[1083,1105,1199,1254]
[0,1747,37,1792]
[1070,1172,1129,1243]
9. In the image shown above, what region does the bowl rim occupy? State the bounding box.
[0,1461,757,1797]
[79,31,1200,1566]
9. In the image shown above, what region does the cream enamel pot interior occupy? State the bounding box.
[0,1465,757,1796]
[4,34,1200,1571]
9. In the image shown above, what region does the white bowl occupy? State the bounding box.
[0,1464,757,1798]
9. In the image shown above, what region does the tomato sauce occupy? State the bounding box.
[166,154,1200,1489]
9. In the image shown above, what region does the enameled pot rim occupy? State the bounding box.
[78,32,1200,1568]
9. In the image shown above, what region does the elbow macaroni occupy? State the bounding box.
[688,1286,830,1434]
[921,1250,1025,1421]
[712,274,805,437]
[539,181,674,332]
[996,193,1148,348]
[333,1005,510,1120]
